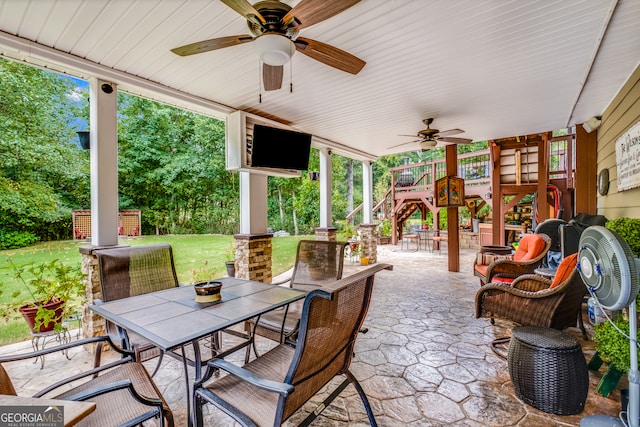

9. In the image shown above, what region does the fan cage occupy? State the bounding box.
[578,226,639,311]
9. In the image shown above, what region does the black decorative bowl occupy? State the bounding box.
[194,281,222,303]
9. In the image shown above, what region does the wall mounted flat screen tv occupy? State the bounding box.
[250,124,312,171]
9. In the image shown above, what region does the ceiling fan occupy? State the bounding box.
[389,118,472,151]
[171,0,366,91]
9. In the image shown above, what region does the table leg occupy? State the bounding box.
[186,339,205,427]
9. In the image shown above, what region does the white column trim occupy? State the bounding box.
[239,172,268,234]
[90,79,119,246]
[362,160,373,224]
[319,148,333,228]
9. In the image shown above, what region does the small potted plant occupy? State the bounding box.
[225,242,236,277]
[0,259,85,333]
[190,260,215,283]
[360,253,370,266]
[377,218,392,245]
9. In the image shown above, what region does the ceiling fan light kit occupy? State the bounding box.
[253,34,295,66]
[420,139,437,151]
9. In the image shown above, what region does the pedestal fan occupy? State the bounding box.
[577,226,640,427]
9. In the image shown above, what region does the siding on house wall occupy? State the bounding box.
[597,63,640,220]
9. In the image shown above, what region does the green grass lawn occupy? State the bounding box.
[0,234,309,345]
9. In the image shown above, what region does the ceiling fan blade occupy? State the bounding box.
[220,0,266,25]
[437,128,464,137]
[294,37,365,74]
[171,35,253,56]
[438,136,473,144]
[388,139,420,149]
[263,64,284,91]
[282,0,361,29]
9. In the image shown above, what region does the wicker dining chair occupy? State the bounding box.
[245,240,347,351]
[0,335,174,427]
[194,263,392,427]
[475,253,586,358]
[94,244,180,376]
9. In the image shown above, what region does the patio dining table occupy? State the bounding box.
[90,276,307,426]
[416,229,435,252]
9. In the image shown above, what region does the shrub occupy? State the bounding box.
[594,316,637,372]
[606,217,640,257]
[0,231,40,249]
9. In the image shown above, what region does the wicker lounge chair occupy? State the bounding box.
[475,253,585,357]
[473,233,551,286]
[245,240,347,350]
[0,335,174,427]
[194,263,392,427]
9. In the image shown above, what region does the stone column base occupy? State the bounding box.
[79,245,128,352]
[358,224,378,263]
[314,227,338,241]
[234,233,273,283]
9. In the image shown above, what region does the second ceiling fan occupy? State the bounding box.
[171,0,366,91]
[390,118,472,152]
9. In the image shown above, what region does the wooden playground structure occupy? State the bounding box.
[72,209,141,240]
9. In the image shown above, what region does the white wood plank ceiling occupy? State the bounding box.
[0,0,638,160]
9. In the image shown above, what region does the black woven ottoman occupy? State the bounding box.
[508,326,588,415]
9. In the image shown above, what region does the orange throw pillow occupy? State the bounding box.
[549,253,578,288]
[513,234,546,262]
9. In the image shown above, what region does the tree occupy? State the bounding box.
[0,59,89,245]
[117,94,238,234]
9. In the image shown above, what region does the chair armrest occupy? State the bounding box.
[65,379,163,408]
[34,357,134,398]
[485,259,541,282]
[200,358,294,397]
[475,282,568,327]
[0,336,131,364]
[0,336,137,398]
[510,274,552,292]
[271,276,293,287]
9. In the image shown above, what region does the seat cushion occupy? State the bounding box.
[475,264,488,277]
[549,253,578,288]
[513,234,546,262]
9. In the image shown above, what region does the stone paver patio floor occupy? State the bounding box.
[0,245,624,426]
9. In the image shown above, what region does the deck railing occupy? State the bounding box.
[344,137,574,230]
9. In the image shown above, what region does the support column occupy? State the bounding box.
[362,160,373,224]
[358,224,378,264]
[239,172,268,234]
[446,144,460,272]
[575,124,597,215]
[81,79,119,343]
[90,79,119,247]
[237,171,272,282]
[319,148,332,228]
